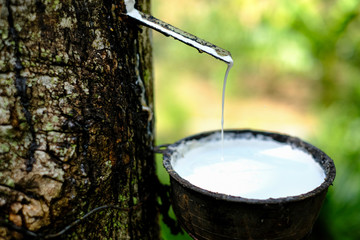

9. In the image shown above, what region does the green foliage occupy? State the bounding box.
[152,0,360,239]
[312,80,360,239]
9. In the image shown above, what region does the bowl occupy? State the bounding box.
[161,129,336,240]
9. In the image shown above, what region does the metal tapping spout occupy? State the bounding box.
[125,0,233,65]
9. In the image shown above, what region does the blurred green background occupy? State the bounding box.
[151,0,360,239]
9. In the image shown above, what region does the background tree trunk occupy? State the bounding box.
[0,0,159,239]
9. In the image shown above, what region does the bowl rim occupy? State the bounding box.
[161,129,336,204]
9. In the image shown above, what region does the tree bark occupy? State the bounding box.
[0,0,159,239]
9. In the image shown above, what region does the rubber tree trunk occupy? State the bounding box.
[0,0,159,239]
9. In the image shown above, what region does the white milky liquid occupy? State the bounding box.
[172,137,326,199]
[221,61,233,159]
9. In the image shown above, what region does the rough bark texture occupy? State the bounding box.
[0,0,158,239]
